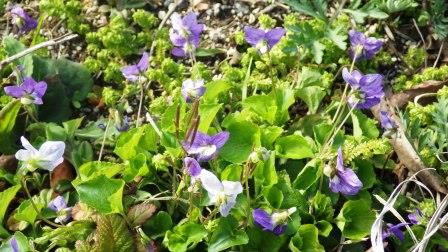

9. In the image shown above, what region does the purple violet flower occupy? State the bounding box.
[380,111,396,130]
[48,196,72,223]
[181,79,206,103]
[184,157,202,183]
[11,6,37,34]
[10,236,19,252]
[170,12,204,57]
[408,208,423,225]
[244,26,285,54]
[121,52,149,82]
[342,67,384,109]
[382,223,408,242]
[4,77,47,105]
[252,207,297,235]
[199,169,242,217]
[329,148,363,196]
[349,29,383,61]
[115,115,130,132]
[183,131,229,162]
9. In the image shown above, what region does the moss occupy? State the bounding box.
[393,65,448,91]
[258,14,277,29]
[102,87,121,107]
[420,147,438,168]
[437,86,448,100]
[403,45,426,69]
[343,137,392,162]
[132,9,158,30]
[407,103,435,126]
[39,0,90,34]
[234,30,245,45]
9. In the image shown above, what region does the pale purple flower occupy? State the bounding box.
[349,29,383,60]
[121,52,149,82]
[244,26,285,54]
[169,12,204,57]
[183,131,229,162]
[342,67,384,109]
[181,79,206,103]
[15,136,65,172]
[382,223,408,242]
[11,6,37,34]
[252,207,296,235]
[380,111,396,130]
[115,116,130,132]
[4,77,47,105]
[48,196,72,223]
[184,157,202,183]
[408,208,423,225]
[329,148,363,196]
[10,236,19,252]
[199,169,242,217]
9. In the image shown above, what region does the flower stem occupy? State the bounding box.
[98,116,111,161]
[136,81,145,128]
[242,57,253,101]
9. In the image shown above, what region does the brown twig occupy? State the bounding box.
[389,80,448,108]
[0,33,78,69]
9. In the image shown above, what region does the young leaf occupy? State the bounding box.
[163,221,208,252]
[0,100,21,154]
[335,200,376,240]
[208,216,249,252]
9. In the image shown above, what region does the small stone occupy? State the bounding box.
[248,14,256,24]
[158,10,166,20]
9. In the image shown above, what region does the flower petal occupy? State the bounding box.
[137,52,149,72]
[272,224,287,235]
[219,194,237,217]
[4,85,25,98]
[210,131,230,149]
[121,65,140,82]
[184,157,202,177]
[342,68,362,87]
[34,81,47,97]
[171,47,186,57]
[222,181,243,196]
[265,27,286,48]
[253,208,274,231]
[244,26,266,47]
[199,169,223,194]
[48,195,67,211]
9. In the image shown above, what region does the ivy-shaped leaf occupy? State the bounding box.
[94,214,136,252]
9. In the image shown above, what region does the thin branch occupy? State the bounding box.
[412,18,428,67]
[433,41,444,68]
[0,33,78,68]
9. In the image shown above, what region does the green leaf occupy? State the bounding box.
[196,48,226,57]
[311,41,325,64]
[245,227,287,251]
[198,103,222,132]
[272,88,295,125]
[326,26,347,50]
[243,95,277,124]
[75,161,123,183]
[263,186,284,208]
[260,126,283,148]
[220,120,260,163]
[163,221,208,252]
[0,232,30,252]
[283,0,328,21]
[74,175,125,214]
[94,214,136,252]
[336,200,376,240]
[0,184,21,230]
[290,224,325,252]
[122,153,150,182]
[221,164,242,181]
[143,211,173,239]
[71,141,94,170]
[254,151,278,187]
[208,216,249,252]
[0,100,21,153]
[34,220,95,245]
[3,36,33,76]
[14,199,44,224]
[114,125,158,160]
[203,80,231,102]
[275,135,314,159]
[354,159,376,189]
[115,0,146,9]
[293,158,322,190]
[351,110,379,138]
[63,117,84,137]
[297,86,326,114]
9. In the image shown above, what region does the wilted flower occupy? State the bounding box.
[183,131,229,162]
[4,77,47,105]
[184,157,202,183]
[48,196,72,223]
[408,208,423,224]
[244,26,285,54]
[15,136,65,172]
[121,52,149,82]
[252,207,296,235]
[11,5,37,34]
[379,111,396,130]
[342,67,384,109]
[199,169,242,217]
[329,148,363,196]
[170,12,204,57]
[181,79,206,103]
[10,236,19,252]
[349,29,383,61]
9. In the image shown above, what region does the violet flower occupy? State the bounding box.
[48,196,72,223]
[253,207,297,235]
[184,157,202,183]
[183,131,229,162]
[244,26,285,54]
[329,148,363,196]
[342,67,384,109]
[10,236,19,252]
[121,52,149,82]
[11,6,37,34]
[380,111,396,130]
[199,169,242,217]
[349,29,383,61]
[115,115,130,132]
[15,136,65,172]
[408,208,423,225]
[181,79,206,103]
[170,12,204,57]
[382,223,408,242]
[4,77,47,105]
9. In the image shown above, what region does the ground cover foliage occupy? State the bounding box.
[1,0,448,251]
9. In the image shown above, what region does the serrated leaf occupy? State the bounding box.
[311,41,325,64]
[326,26,347,50]
[283,0,328,21]
[94,214,136,252]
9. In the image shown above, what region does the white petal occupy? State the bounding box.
[38,141,65,163]
[219,194,237,217]
[222,181,243,196]
[15,149,32,161]
[20,136,37,152]
[199,169,223,194]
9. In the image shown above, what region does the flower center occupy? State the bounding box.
[348,89,364,104]
[354,44,364,55]
[20,95,34,105]
[195,144,217,157]
[256,40,269,54]
[215,192,228,207]
[271,207,297,225]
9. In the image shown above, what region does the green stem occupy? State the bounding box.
[331,53,357,124]
[31,15,45,46]
[98,116,111,161]
[242,57,253,101]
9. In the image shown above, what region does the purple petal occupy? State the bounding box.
[10,236,19,252]
[170,31,186,47]
[33,81,47,97]
[355,96,381,109]
[348,29,365,47]
[265,27,286,48]
[210,131,230,149]
[21,77,36,93]
[48,196,67,212]
[408,208,423,224]
[253,208,274,231]
[244,26,266,47]
[137,52,149,72]
[329,167,363,196]
[33,96,43,105]
[336,147,345,172]
[172,47,186,57]
[219,194,237,217]
[380,111,395,130]
[272,224,287,235]
[363,38,383,59]
[183,13,204,35]
[388,223,408,242]
[342,68,362,87]
[4,85,25,98]
[184,157,202,177]
[121,65,140,82]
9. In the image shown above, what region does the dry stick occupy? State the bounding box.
[412,18,428,68]
[0,33,78,69]
[433,41,444,68]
